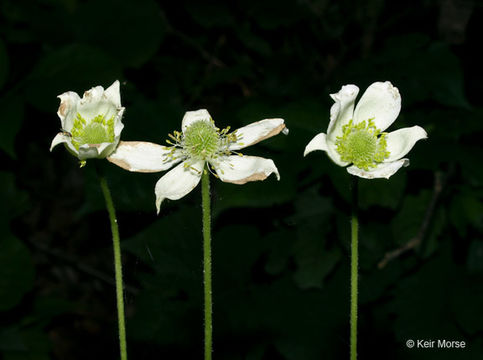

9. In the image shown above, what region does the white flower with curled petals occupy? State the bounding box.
[50,80,125,167]
[108,109,287,213]
[304,81,427,179]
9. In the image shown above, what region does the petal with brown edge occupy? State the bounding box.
[107,141,183,173]
[229,118,286,151]
[214,155,280,184]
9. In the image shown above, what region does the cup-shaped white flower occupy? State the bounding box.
[50,80,128,359]
[50,80,125,166]
[304,81,427,179]
[107,109,287,213]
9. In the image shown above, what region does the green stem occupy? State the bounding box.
[99,172,128,360]
[350,176,359,360]
[201,169,213,360]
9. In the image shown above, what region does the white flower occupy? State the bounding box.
[107,109,287,213]
[304,81,427,179]
[50,80,125,166]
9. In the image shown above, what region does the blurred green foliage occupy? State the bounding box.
[1,0,482,359]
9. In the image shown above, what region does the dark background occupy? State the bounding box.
[1,0,482,359]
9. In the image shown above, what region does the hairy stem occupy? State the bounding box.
[99,173,127,360]
[350,176,359,360]
[201,169,213,360]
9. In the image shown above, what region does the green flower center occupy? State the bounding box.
[335,119,390,170]
[70,113,115,150]
[164,119,238,175]
[183,120,221,160]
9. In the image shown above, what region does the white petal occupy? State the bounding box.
[353,81,401,131]
[325,139,350,167]
[77,97,118,122]
[114,108,125,137]
[107,141,183,172]
[82,85,104,104]
[50,132,78,155]
[155,160,204,213]
[214,155,279,184]
[304,133,349,166]
[384,126,428,162]
[181,109,212,133]
[78,144,103,160]
[76,141,118,160]
[97,141,119,158]
[304,133,328,156]
[347,159,409,179]
[229,118,286,151]
[50,133,70,151]
[77,83,121,122]
[103,80,121,108]
[326,84,359,142]
[57,91,80,131]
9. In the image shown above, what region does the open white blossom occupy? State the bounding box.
[108,109,287,213]
[50,80,125,167]
[304,81,427,179]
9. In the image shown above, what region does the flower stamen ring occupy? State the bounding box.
[335,118,389,170]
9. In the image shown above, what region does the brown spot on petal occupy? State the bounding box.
[118,140,148,147]
[107,155,133,171]
[106,141,167,173]
[58,101,69,118]
[223,172,269,185]
[244,123,286,147]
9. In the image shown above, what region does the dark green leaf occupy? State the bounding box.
[0,96,23,158]
[450,192,483,237]
[0,172,29,225]
[293,247,341,289]
[1,328,50,360]
[74,0,164,67]
[213,174,296,217]
[358,172,406,210]
[25,44,122,112]
[184,2,234,28]
[0,37,8,89]
[466,240,483,274]
[0,235,34,311]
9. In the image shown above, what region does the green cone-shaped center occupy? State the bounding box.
[335,119,389,170]
[71,113,115,150]
[183,120,220,160]
[78,123,110,144]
